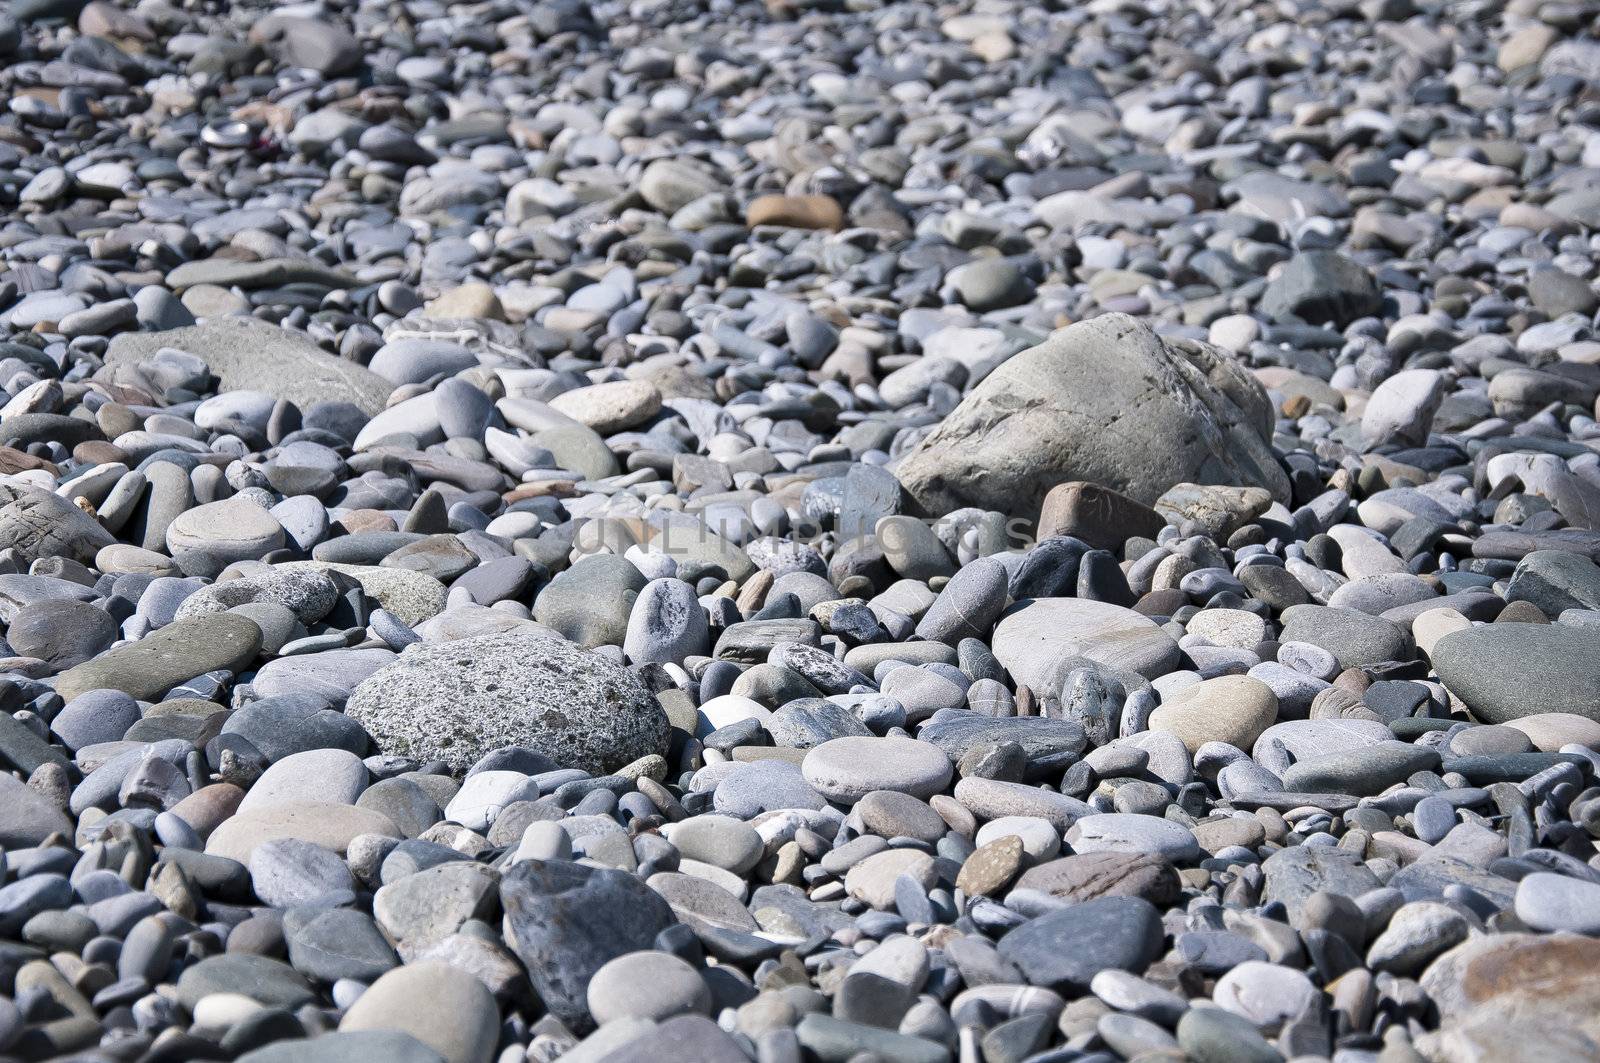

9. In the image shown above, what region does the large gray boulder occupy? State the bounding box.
[1261,846,1381,921]
[893,314,1288,517]
[102,319,393,416]
[345,629,670,774]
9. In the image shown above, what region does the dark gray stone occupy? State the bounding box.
[1260,250,1382,327]
[1432,624,1600,724]
[499,858,678,1029]
[283,908,400,983]
[996,896,1164,991]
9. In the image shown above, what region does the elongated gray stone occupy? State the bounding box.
[55,613,263,701]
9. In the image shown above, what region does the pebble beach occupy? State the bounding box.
[0,0,1598,1060]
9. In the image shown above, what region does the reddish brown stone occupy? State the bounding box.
[339,510,399,535]
[503,480,577,503]
[0,447,58,477]
[169,783,246,840]
[1036,481,1164,552]
[73,441,128,467]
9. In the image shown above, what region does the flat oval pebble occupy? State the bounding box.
[205,801,399,863]
[1067,814,1201,863]
[1148,675,1279,754]
[992,599,1182,689]
[338,962,499,1063]
[586,950,711,1024]
[802,736,954,803]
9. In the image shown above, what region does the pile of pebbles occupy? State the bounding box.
[1,0,1600,1059]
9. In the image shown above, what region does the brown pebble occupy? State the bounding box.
[168,783,245,840]
[956,835,1025,897]
[0,445,59,476]
[73,440,128,466]
[1495,600,1548,624]
[745,194,845,231]
[339,509,399,534]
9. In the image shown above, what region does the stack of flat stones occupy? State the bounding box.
[0,0,1598,1059]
